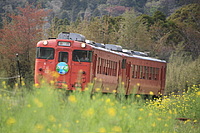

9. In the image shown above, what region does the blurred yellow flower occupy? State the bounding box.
[107,108,116,117]
[35,124,44,131]
[6,117,16,125]
[21,81,25,86]
[63,129,70,133]
[196,91,200,96]
[99,127,106,132]
[151,122,156,127]
[136,95,141,98]
[139,108,144,111]
[47,128,52,132]
[2,81,6,85]
[15,83,18,87]
[68,95,77,103]
[50,80,55,85]
[106,98,111,103]
[149,91,154,95]
[51,71,60,78]
[27,104,31,108]
[138,117,142,120]
[137,83,140,86]
[157,117,162,121]
[148,113,153,116]
[34,98,43,108]
[112,126,122,132]
[95,88,101,92]
[34,83,39,88]
[49,115,56,122]
[84,108,94,117]
[113,90,117,93]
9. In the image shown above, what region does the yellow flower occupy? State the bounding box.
[106,98,111,103]
[34,98,43,108]
[137,83,140,86]
[68,95,77,103]
[151,122,156,127]
[76,120,79,123]
[99,128,106,132]
[122,106,126,109]
[112,126,122,132]
[149,91,154,95]
[113,90,117,93]
[47,128,52,132]
[34,83,39,88]
[139,108,144,111]
[107,108,116,117]
[27,104,31,108]
[164,124,168,127]
[157,117,162,121]
[21,81,25,86]
[2,81,6,85]
[136,95,141,98]
[63,129,70,133]
[196,91,200,96]
[51,71,60,78]
[50,80,55,85]
[148,113,153,116]
[49,115,56,122]
[15,83,18,87]
[95,88,101,92]
[35,124,44,131]
[84,108,94,117]
[138,117,142,120]
[6,117,16,125]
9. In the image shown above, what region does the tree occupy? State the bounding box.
[0,4,50,87]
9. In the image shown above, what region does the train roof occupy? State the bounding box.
[90,45,166,63]
[57,32,166,63]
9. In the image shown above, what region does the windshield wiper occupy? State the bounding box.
[76,55,80,62]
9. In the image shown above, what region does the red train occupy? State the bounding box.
[34,32,167,96]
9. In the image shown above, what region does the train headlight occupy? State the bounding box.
[43,40,48,45]
[81,43,86,48]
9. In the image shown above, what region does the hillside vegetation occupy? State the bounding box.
[0,2,199,93]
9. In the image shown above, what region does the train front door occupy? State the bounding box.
[55,48,71,89]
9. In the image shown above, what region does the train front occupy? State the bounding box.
[34,32,93,90]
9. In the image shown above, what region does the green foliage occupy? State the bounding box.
[166,53,200,94]
[0,81,200,132]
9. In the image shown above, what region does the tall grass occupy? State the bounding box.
[0,81,200,133]
[166,53,200,94]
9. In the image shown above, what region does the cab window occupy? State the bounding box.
[72,50,92,62]
[58,52,68,62]
[36,47,54,59]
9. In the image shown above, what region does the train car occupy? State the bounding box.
[34,32,167,96]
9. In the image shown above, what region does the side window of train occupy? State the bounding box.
[58,52,68,62]
[122,59,126,69]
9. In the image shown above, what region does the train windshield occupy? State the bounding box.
[36,47,54,59]
[72,50,92,62]
[58,52,68,63]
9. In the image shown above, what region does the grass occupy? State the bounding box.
[0,81,200,133]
